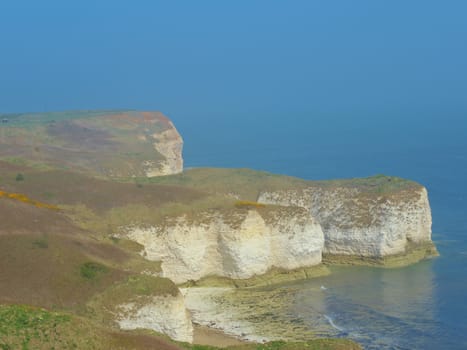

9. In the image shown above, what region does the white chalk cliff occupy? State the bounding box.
[258,185,434,258]
[124,207,324,284]
[121,183,436,286]
[146,123,184,177]
[116,292,193,343]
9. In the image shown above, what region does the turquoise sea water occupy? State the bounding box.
[176,114,467,349]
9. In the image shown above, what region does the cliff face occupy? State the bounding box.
[147,125,184,176]
[116,292,193,343]
[258,185,435,259]
[124,207,324,284]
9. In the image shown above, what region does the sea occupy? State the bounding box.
[175,112,467,350]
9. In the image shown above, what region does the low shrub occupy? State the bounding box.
[80,262,108,280]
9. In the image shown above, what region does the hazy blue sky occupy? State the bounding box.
[1,1,466,141]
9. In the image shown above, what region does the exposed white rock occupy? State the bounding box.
[117,292,193,343]
[124,207,324,283]
[181,287,268,343]
[147,124,183,176]
[258,186,433,257]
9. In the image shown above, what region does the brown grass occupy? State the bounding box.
[235,200,266,209]
[1,167,205,214]
[0,233,129,312]
[0,198,76,235]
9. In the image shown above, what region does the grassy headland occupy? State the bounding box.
[0,113,426,350]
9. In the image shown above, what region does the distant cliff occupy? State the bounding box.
[0,110,183,177]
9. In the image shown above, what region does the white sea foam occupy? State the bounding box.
[324,314,344,332]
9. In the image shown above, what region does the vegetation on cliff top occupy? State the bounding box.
[143,167,422,200]
[312,173,421,194]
